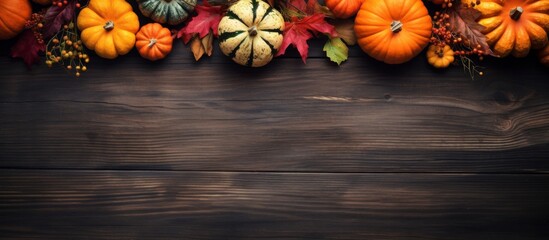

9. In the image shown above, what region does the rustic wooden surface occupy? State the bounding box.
[2,9,549,239]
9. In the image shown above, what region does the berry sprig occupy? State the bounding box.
[45,22,89,77]
[26,11,46,46]
[430,0,486,79]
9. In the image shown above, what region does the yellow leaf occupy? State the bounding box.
[190,36,205,61]
[201,32,213,57]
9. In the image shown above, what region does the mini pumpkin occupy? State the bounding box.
[218,0,285,67]
[540,43,549,66]
[475,0,549,57]
[354,0,432,64]
[136,23,173,61]
[0,0,32,40]
[427,44,455,68]
[137,0,197,25]
[325,0,366,19]
[77,0,140,59]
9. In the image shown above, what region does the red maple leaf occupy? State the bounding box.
[11,29,46,68]
[175,0,223,44]
[276,14,337,63]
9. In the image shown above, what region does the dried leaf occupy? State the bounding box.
[448,6,495,56]
[42,1,76,39]
[10,29,46,68]
[283,0,327,18]
[188,32,214,61]
[333,18,356,45]
[190,36,205,61]
[323,37,348,65]
[201,32,214,57]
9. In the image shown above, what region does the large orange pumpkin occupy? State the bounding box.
[475,0,549,57]
[326,0,366,19]
[0,0,32,40]
[354,0,432,64]
[135,23,173,61]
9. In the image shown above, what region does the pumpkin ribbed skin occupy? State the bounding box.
[218,0,284,67]
[326,0,366,19]
[0,0,32,40]
[136,23,173,61]
[354,0,432,64]
[427,44,455,68]
[77,0,140,59]
[540,43,549,66]
[476,0,549,57]
[137,0,196,25]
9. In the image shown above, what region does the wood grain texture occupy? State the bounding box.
[2,5,549,238]
[1,170,548,240]
[1,43,549,172]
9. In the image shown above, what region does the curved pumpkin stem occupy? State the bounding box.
[390,20,403,33]
[148,39,157,48]
[510,7,524,20]
[248,26,258,37]
[103,21,115,31]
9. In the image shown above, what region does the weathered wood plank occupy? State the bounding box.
[0,170,548,239]
[1,48,549,172]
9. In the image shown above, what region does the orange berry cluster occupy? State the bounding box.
[430,3,486,61]
[430,0,486,79]
[45,22,89,77]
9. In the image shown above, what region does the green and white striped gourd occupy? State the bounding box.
[137,0,196,25]
[218,0,284,67]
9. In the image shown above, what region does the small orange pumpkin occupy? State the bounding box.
[325,0,366,19]
[77,0,140,59]
[354,0,432,64]
[426,44,455,68]
[0,0,32,40]
[540,44,549,66]
[135,23,173,61]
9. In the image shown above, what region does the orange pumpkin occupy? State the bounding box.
[135,23,173,61]
[325,0,366,19]
[354,0,432,64]
[426,44,455,68]
[475,0,549,57]
[540,43,549,66]
[0,0,32,40]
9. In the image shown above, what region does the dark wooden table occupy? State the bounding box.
[2,17,549,239]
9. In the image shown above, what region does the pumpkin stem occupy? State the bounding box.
[510,7,523,20]
[148,39,157,48]
[248,26,258,37]
[390,20,403,33]
[103,21,114,31]
[437,48,444,58]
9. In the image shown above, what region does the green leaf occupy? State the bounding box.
[323,37,348,65]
